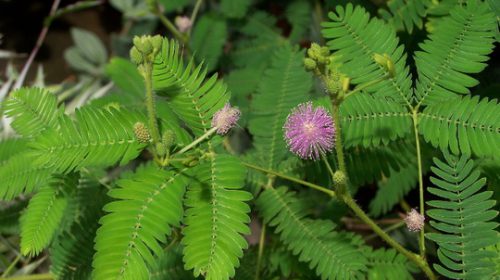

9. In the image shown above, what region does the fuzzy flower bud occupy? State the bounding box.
[130,46,143,65]
[283,102,336,160]
[404,209,425,232]
[155,142,167,156]
[175,16,192,33]
[161,130,176,149]
[151,35,163,52]
[133,36,153,55]
[303,58,317,71]
[133,122,151,144]
[333,170,347,187]
[211,103,240,135]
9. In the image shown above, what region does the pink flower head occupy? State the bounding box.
[283,102,335,160]
[212,103,240,135]
[404,209,425,232]
[175,16,192,33]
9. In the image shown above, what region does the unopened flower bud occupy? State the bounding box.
[333,170,347,187]
[373,53,395,78]
[133,36,153,55]
[161,130,176,149]
[134,122,151,144]
[404,209,425,232]
[303,58,317,71]
[325,78,340,95]
[130,46,143,65]
[151,35,163,51]
[155,142,167,156]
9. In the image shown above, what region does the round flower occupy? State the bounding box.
[175,16,192,33]
[212,103,240,135]
[404,209,425,232]
[283,102,335,160]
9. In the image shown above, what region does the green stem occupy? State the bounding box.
[332,104,346,173]
[321,154,336,180]
[365,221,405,241]
[187,0,203,37]
[155,11,187,44]
[2,274,53,280]
[1,255,21,278]
[412,109,426,258]
[342,195,436,280]
[143,63,161,146]
[254,224,266,280]
[343,75,389,100]
[174,127,218,156]
[242,162,335,197]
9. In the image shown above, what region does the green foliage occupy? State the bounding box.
[182,154,251,280]
[365,248,417,280]
[0,199,28,234]
[414,1,496,106]
[369,164,417,217]
[378,0,429,33]
[93,163,188,279]
[0,151,53,200]
[286,1,312,43]
[20,174,78,256]
[426,152,499,279]
[257,186,367,279]
[105,57,145,103]
[4,87,63,137]
[64,28,108,75]
[418,95,500,157]
[50,179,106,280]
[149,245,194,280]
[248,46,311,169]
[191,14,228,72]
[152,38,229,136]
[221,0,251,19]
[30,105,147,173]
[340,92,412,148]
[322,3,413,106]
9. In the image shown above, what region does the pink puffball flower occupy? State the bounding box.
[175,16,192,33]
[404,209,425,232]
[212,103,240,135]
[283,102,336,160]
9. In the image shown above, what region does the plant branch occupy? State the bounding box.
[242,162,335,197]
[174,127,218,156]
[187,0,203,38]
[254,224,266,280]
[155,12,187,44]
[1,254,21,278]
[412,108,426,257]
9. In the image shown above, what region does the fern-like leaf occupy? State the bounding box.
[152,38,228,136]
[182,154,252,280]
[365,248,417,280]
[378,0,429,33]
[418,95,500,157]
[322,4,413,107]
[426,152,499,279]
[4,87,63,137]
[248,45,311,169]
[340,93,412,148]
[92,163,188,280]
[414,1,497,106]
[0,151,53,200]
[29,105,147,173]
[256,186,367,279]
[20,174,77,256]
[149,245,194,280]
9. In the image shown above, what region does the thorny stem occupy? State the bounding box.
[242,162,335,197]
[412,108,426,257]
[254,224,266,280]
[331,104,346,173]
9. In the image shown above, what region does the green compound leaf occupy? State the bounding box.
[191,14,228,72]
[418,95,500,157]
[248,45,311,170]
[426,152,499,279]
[340,93,413,148]
[322,3,413,107]
[414,1,497,106]
[92,163,189,280]
[30,105,148,173]
[20,174,78,257]
[182,154,252,280]
[4,87,63,138]
[257,186,367,279]
[152,38,229,136]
